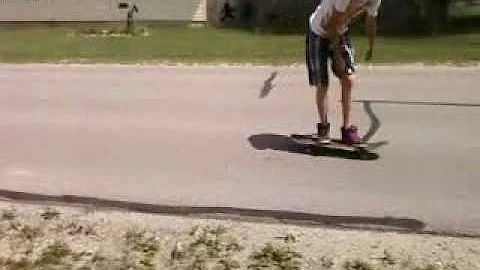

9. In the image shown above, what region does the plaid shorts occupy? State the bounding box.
[306,29,356,87]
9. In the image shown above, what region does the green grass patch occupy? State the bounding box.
[357,33,480,64]
[0,25,478,65]
[170,225,244,270]
[1,208,16,221]
[40,207,61,220]
[0,202,470,270]
[248,242,303,270]
[451,2,480,18]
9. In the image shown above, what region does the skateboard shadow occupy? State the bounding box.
[248,133,379,160]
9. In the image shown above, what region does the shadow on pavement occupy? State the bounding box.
[0,188,425,233]
[252,97,388,160]
[259,71,278,99]
[354,100,480,108]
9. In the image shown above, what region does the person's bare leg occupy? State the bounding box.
[316,84,329,124]
[315,84,331,143]
[340,74,362,144]
[340,75,355,128]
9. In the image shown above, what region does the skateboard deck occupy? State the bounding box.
[290,134,366,149]
[289,134,377,160]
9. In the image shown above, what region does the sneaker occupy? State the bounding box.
[341,125,362,145]
[316,123,331,144]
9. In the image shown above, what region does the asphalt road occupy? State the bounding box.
[0,64,479,235]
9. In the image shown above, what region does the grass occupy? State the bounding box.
[124,229,160,269]
[62,220,96,236]
[0,203,473,270]
[40,207,61,220]
[17,225,43,241]
[343,259,375,270]
[36,241,72,266]
[248,242,303,270]
[1,208,17,221]
[2,241,73,269]
[451,2,480,18]
[0,25,478,65]
[380,250,397,267]
[170,225,244,270]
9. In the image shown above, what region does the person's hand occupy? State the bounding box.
[364,49,373,62]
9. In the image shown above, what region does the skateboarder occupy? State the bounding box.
[306,0,382,144]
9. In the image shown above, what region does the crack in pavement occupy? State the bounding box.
[354,100,480,108]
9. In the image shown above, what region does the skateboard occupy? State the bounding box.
[289,134,377,160]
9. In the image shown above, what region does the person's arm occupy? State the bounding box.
[326,11,346,45]
[364,0,381,61]
[325,0,351,76]
[326,1,350,46]
[364,15,377,61]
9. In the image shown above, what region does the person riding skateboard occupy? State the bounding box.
[306,0,382,145]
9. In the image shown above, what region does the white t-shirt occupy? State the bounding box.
[309,0,382,36]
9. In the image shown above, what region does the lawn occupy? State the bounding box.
[1,201,479,270]
[0,25,478,65]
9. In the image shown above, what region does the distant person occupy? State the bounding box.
[220,1,235,22]
[306,0,382,145]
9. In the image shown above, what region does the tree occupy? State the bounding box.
[377,0,454,35]
[211,0,472,35]
[425,0,451,35]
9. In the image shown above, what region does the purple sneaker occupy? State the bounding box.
[341,125,362,145]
